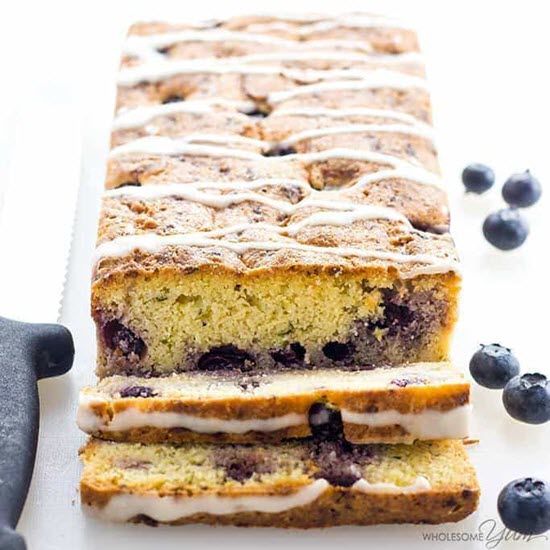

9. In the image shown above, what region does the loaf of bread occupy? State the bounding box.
[80,13,478,530]
[93,12,459,378]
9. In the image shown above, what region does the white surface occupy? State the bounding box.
[1,1,550,548]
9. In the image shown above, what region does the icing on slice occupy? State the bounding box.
[87,479,330,522]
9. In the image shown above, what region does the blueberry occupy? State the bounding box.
[502,373,550,424]
[462,163,495,194]
[120,386,156,398]
[382,302,414,334]
[264,146,296,157]
[390,376,426,388]
[498,477,550,535]
[482,208,529,250]
[102,320,146,358]
[162,94,185,104]
[271,343,306,367]
[214,449,274,482]
[502,170,542,208]
[309,438,374,487]
[469,344,520,389]
[308,402,343,439]
[322,341,353,362]
[245,108,268,119]
[197,345,253,372]
[117,181,141,188]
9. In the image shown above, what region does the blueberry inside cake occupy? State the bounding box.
[78,362,471,445]
[94,268,459,377]
[80,12,478,528]
[80,438,479,527]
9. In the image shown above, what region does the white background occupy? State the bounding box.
[1,1,550,548]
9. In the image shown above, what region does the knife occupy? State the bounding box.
[0,102,79,550]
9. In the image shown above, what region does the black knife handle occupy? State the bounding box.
[0,317,74,550]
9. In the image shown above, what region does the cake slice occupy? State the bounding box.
[80,438,479,527]
[78,362,470,444]
[93,13,460,378]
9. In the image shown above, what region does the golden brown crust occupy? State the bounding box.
[97,13,456,285]
[89,381,469,418]
[81,481,479,528]
[90,426,310,445]
[128,17,420,55]
[93,233,459,285]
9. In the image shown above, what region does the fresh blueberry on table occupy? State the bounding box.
[498,477,550,535]
[502,170,542,208]
[482,208,529,250]
[462,163,495,194]
[469,344,520,389]
[502,373,550,424]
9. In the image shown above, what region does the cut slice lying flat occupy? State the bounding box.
[80,438,479,527]
[78,362,470,444]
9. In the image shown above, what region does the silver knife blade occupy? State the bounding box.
[0,100,81,323]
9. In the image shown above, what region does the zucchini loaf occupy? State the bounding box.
[78,362,471,444]
[93,12,460,378]
[80,438,479,527]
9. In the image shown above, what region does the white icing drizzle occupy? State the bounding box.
[94,228,459,276]
[270,106,430,128]
[112,133,267,151]
[112,101,430,138]
[78,391,470,440]
[109,138,264,160]
[124,30,295,59]
[78,403,306,435]
[88,479,330,522]
[102,130,449,274]
[111,177,311,193]
[351,168,443,191]
[112,123,433,158]
[103,19,451,277]
[124,29,402,59]
[107,137,443,189]
[118,56,425,87]
[352,476,431,494]
[87,471,434,523]
[109,136,429,172]
[237,13,413,36]
[214,50,423,65]
[101,139,450,273]
[268,70,428,103]
[125,30,422,64]
[106,172,441,215]
[278,123,434,147]
[105,183,409,224]
[113,99,256,130]
[341,404,472,440]
[123,12,413,61]
[297,146,423,168]
[251,12,402,24]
